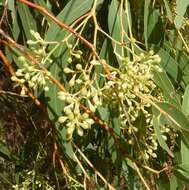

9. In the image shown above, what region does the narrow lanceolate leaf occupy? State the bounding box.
[46,0,103,41]
[153,102,189,133]
[181,140,189,164]
[144,0,150,49]
[108,0,129,63]
[8,0,20,40]
[153,70,181,108]
[157,48,178,80]
[175,164,189,181]
[17,2,37,39]
[162,0,173,23]
[153,116,174,157]
[174,0,189,29]
[182,85,189,116]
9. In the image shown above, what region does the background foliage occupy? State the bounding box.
[1,0,189,189]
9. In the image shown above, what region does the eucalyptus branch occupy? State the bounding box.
[17,0,112,79]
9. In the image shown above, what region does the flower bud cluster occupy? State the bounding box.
[101,52,166,160]
[66,41,83,63]
[27,30,52,64]
[56,59,105,139]
[104,52,162,124]
[11,57,50,95]
[57,91,94,140]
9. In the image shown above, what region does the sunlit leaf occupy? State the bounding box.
[144,0,150,49]
[153,102,189,133]
[174,0,189,29]
[152,115,174,157]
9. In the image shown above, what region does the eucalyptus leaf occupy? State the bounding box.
[152,116,174,157]
[174,0,189,29]
[182,85,189,116]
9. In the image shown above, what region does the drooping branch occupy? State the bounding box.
[17,0,112,78]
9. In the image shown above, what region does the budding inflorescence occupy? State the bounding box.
[58,91,94,139]
[11,56,50,95]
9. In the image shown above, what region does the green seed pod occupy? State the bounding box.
[77,126,83,136]
[68,112,75,120]
[69,74,76,87]
[19,79,25,83]
[76,79,82,84]
[76,64,82,70]
[85,118,94,125]
[44,86,49,91]
[20,87,26,96]
[74,53,81,59]
[152,153,157,158]
[31,74,39,82]
[11,76,19,82]
[64,107,73,115]
[67,57,72,63]
[16,69,24,77]
[18,56,26,63]
[67,124,75,135]
[58,116,67,123]
[82,113,89,119]
[66,96,74,104]
[24,73,30,80]
[64,67,73,73]
[74,102,80,115]
[80,87,88,96]
[28,81,35,88]
[80,122,90,129]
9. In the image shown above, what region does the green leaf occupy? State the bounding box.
[108,0,129,63]
[181,140,189,164]
[157,48,178,80]
[175,164,189,182]
[147,9,163,44]
[97,106,109,122]
[45,45,68,120]
[162,0,173,23]
[7,0,20,40]
[153,70,181,108]
[153,102,189,133]
[169,175,178,190]
[182,85,189,116]
[152,115,174,157]
[174,0,189,29]
[144,0,150,49]
[46,0,99,41]
[0,142,11,160]
[17,2,37,40]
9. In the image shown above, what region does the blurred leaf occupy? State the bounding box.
[46,0,102,41]
[163,0,173,23]
[157,48,178,80]
[182,85,189,116]
[147,9,163,44]
[144,0,150,49]
[152,115,174,157]
[169,175,178,190]
[108,0,129,63]
[175,164,189,182]
[153,70,181,108]
[97,106,109,122]
[153,102,189,133]
[181,140,189,164]
[17,2,37,39]
[0,142,11,160]
[174,0,189,29]
[7,0,20,40]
